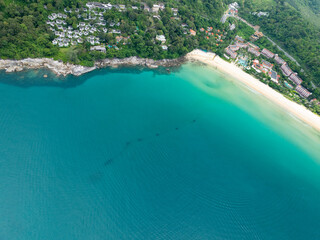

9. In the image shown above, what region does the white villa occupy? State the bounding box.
[156,35,166,43]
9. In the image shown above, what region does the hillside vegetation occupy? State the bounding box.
[287,0,320,28]
[0,0,230,64]
[239,0,320,97]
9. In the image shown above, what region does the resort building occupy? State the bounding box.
[250,31,263,41]
[225,47,237,59]
[229,45,239,52]
[261,48,275,59]
[248,47,261,57]
[269,70,279,83]
[280,63,293,77]
[247,42,259,49]
[261,60,273,71]
[274,54,285,65]
[295,85,312,98]
[235,42,248,48]
[235,35,244,43]
[252,59,263,73]
[289,73,303,85]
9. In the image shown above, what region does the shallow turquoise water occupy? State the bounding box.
[0,64,320,239]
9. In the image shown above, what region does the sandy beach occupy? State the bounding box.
[186,49,320,132]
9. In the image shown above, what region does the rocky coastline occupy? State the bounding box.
[0,56,185,77]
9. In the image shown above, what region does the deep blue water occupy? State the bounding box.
[0,65,320,240]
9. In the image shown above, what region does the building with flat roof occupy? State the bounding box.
[229,45,239,52]
[289,73,303,85]
[280,63,293,77]
[274,54,285,65]
[248,47,261,57]
[90,45,106,53]
[295,85,311,98]
[261,59,273,71]
[236,42,247,48]
[269,70,279,83]
[261,48,275,58]
[225,47,237,59]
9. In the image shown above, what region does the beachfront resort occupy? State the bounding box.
[44,1,318,108]
[220,1,314,102]
[224,35,312,99]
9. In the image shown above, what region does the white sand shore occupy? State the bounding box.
[186,49,320,132]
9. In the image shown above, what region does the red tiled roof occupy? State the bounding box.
[261,48,275,58]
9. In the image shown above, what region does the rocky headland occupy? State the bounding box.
[0,56,185,77]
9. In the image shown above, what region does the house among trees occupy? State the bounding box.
[171,8,178,16]
[190,29,196,36]
[161,45,168,50]
[250,31,263,41]
[158,3,165,10]
[86,2,106,9]
[156,35,166,43]
[119,5,126,11]
[90,45,106,53]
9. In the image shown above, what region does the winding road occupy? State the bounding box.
[235,15,301,66]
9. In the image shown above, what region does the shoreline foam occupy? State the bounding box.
[186,49,320,132]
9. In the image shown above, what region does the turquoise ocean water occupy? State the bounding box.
[0,63,320,239]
